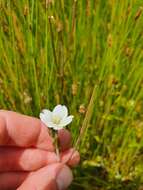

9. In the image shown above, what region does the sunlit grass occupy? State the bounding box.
[1,0,143,189]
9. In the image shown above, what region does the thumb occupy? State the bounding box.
[17,163,73,190]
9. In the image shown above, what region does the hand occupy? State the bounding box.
[0,110,80,190]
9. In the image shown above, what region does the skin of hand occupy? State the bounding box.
[0,110,80,190]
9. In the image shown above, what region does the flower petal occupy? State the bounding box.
[59,115,74,127]
[53,105,68,118]
[39,112,52,128]
[53,105,62,112]
[42,109,52,120]
[52,125,63,130]
[46,122,59,129]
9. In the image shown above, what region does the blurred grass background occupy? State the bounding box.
[1,0,143,189]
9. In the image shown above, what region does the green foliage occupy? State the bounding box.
[1,0,143,189]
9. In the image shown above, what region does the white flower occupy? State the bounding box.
[40,104,74,130]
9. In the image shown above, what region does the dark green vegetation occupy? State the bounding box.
[1,0,143,189]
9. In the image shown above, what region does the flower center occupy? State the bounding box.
[52,115,61,124]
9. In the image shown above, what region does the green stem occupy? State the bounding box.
[54,131,60,161]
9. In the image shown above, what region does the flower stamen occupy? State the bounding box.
[52,115,61,124]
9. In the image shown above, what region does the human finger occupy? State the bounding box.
[60,148,80,167]
[0,171,28,190]
[0,110,54,151]
[0,147,59,172]
[18,163,73,190]
[58,129,72,151]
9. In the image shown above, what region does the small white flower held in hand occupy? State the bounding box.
[40,104,74,130]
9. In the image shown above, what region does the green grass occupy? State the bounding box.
[1,0,143,189]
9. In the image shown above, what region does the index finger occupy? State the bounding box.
[0,110,54,151]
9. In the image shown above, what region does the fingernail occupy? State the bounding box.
[61,149,80,166]
[56,165,73,190]
[46,152,59,164]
